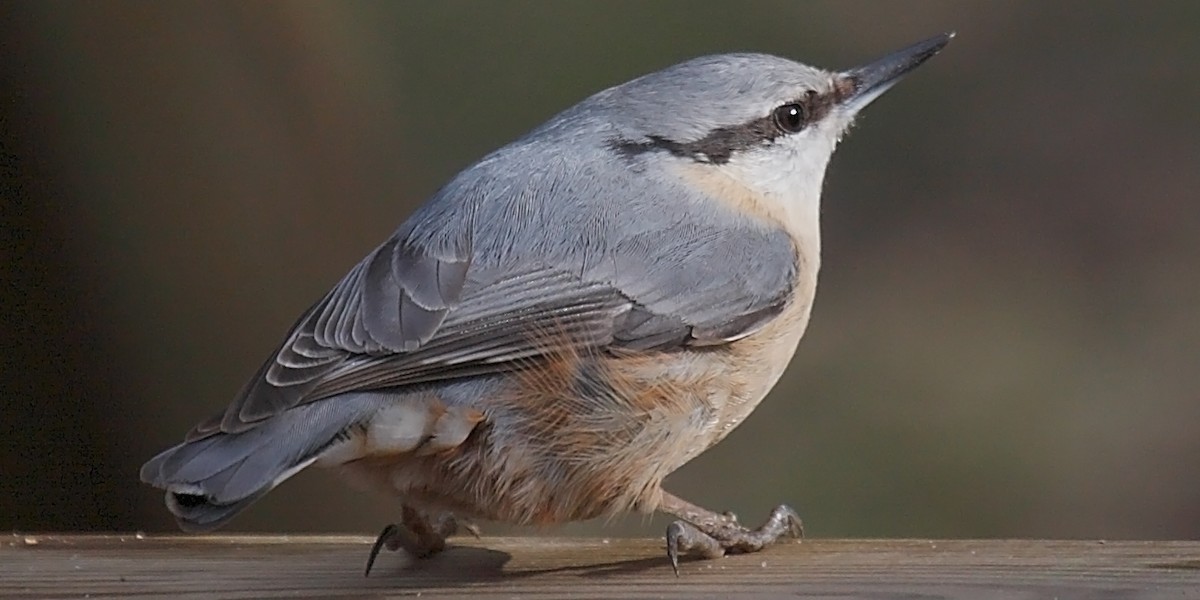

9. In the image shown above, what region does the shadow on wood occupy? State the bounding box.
[4,535,1200,598]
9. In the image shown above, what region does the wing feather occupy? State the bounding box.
[203,144,799,437]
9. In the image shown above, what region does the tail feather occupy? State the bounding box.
[141,394,383,531]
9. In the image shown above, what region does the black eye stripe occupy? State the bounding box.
[610,88,839,165]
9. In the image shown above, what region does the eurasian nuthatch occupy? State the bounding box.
[142,33,953,574]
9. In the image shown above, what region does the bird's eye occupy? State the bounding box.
[772,103,807,133]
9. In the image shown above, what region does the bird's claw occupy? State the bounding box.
[665,504,803,575]
[363,510,479,576]
[365,523,410,577]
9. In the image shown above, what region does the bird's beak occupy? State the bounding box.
[838,32,954,113]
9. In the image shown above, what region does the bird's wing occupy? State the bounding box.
[194,144,799,438]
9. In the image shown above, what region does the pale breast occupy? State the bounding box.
[606,252,818,472]
[677,161,822,449]
[693,234,820,450]
[708,282,815,444]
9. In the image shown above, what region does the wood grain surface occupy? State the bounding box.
[4,534,1199,599]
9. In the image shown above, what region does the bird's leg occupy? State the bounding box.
[363,505,481,576]
[660,492,803,575]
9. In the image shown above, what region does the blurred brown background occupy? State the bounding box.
[3,1,1198,539]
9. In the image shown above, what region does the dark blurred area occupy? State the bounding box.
[3,1,1198,539]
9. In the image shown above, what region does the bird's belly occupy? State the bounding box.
[331,294,814,525]
[702,295,814,449]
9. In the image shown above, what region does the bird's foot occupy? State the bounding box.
[363,506,479,576]
[661,492,803,575]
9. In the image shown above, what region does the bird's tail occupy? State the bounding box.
[139,396,379,532]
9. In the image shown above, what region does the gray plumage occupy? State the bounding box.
[140,34,952,542]
[140,393,388,530]
[142,53,805,530]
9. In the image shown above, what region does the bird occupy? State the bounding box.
[141,32,953,575]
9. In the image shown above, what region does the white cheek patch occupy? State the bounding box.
[722,132,832,226]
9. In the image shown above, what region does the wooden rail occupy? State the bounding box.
[4,534,1199,598]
